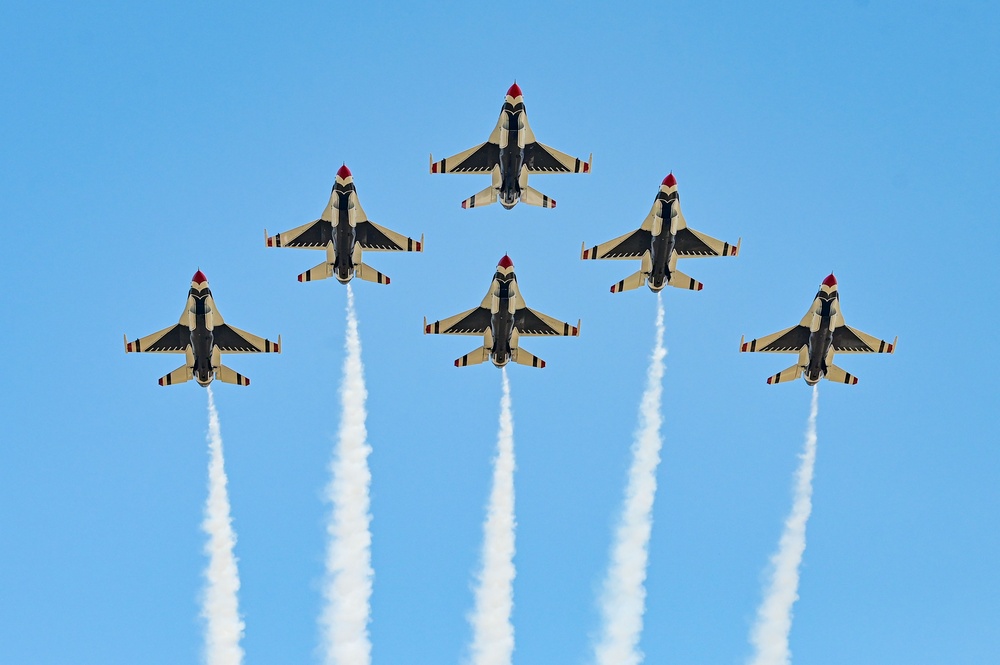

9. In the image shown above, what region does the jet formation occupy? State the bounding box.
[125,81,895,385]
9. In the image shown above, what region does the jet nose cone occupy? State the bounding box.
[192,269,208,284]
[498,254,514,269]
[506,82,522,98]
[336,164,352,180]
[662,173,677,187]
[822,273,837,287]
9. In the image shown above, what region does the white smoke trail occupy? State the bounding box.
[594,294,666,665]
[202,386,245,665]
[467,368,517,665]
[320,284,374,665]
[747,385,820,665]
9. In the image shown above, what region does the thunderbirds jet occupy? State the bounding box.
[581,174,740,293]
[265,165,423,284]
[429,83,591,210]
[124,271,281,386]
[740,274,897,385]
[423,255,580,368]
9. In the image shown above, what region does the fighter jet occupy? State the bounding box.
[265,165,423,284]
[739,274,897,385]
[429,83,591,210]
[581,174,740,293]
[423,255,580,368]
[124,271,281,386]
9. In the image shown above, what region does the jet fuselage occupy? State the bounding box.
[187,286,216,386]
[497,102,527,209]
[804,290,839,385]
[647,189,680,291]
[488,271,517,366]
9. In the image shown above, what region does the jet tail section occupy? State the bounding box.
[298,261,332,282]
[158,364,193,386]
[455,346,490,367]
[520,186,556,209]
[610,270,649,293]
[355,263,390,285]
[667,268,704,291]
[824,364,859,385]
[766,363,804,385]
[461,185,498,209]
[512,346,546,368]
[216,364,251,386]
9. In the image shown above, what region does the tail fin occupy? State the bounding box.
[825,364,859,385]
[355,263,390,285]
[297,261,332,282]
[512,346,546,368]
[461,186,498,209]
[455,346,490,367]
[667,268,704,291]
[216,364,251,386]
[158,364,193,386]
[520,186,556,209]
[766,363,804,385]
[610,270,649,293]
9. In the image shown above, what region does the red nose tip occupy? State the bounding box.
[506,82,522,98]
[192,270,208,284]
[498,254,514,269]
[336,164,352,180]
[822,273,837,287]
[662,173,677,187]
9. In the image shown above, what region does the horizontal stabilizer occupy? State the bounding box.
[520,186,556,208]
[158,364,193,387]
[461,185,498,209]
[610,270,648,293]
[216,364,251,386]
[512,347,546,368]
[825,364,859,385]
[455,347,490,367]
[667,268,704,291]
[297,261,332,282]
[766,364,804,385]
[355,263,390,285]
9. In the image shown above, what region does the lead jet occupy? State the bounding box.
[581,174,740,293]
[430,83,591,210]
[423,255,580,368]
[265,165,423,285]
[739,274,897,385]
[124,270,281,386]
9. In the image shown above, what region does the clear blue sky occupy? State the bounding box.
[2,1,997,663]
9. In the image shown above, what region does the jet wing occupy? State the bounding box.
[740,325,810,353]
[674,228,740,258]
[832,326,896,354]
[213,324,281,354]
[266,219,332,249]
[515,307,580,337]
[524,142,591,174]
[424,307,492,335]
[582,229,652,260]
[124,324,190,354]
[355,221,423,253]
[430,142,500,174]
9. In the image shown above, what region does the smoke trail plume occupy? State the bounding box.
[320,285,374,665]
[202,386,245,665]
[747,385,820,665]
[594,294,666,665]
[467,368,517,665]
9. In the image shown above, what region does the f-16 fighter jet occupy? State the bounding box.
[423,255,580,368]
[265,165,423,284]
[739,274,897,385]
[429,83,591,210]
[124,271,281,387]
[581,174,740,293]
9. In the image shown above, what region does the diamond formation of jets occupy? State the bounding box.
[265,164,423,285]
[424,255,580,368]
[430,83,591,210]
[582,173,740,293]
[740,274,897,385]
[124,271,281,386]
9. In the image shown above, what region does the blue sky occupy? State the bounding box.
[1,1,998,663]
